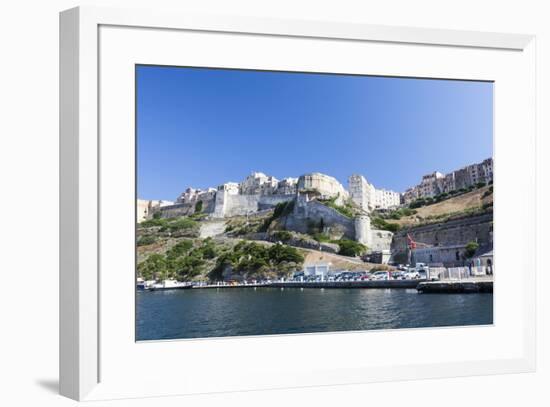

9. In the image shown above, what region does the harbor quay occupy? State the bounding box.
[142,277,493,293]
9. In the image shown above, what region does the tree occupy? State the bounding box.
[166,239,193,260]
[337,239,367,257]
[137,253,168,281]
[195,200,203,213]
[464,241,479,258]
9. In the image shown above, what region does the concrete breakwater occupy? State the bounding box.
[417,280,493,293]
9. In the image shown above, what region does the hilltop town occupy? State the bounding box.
[137,158,494,282]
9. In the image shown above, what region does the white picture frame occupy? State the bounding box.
[60,6,536,401]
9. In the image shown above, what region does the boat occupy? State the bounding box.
[147,279,194,291]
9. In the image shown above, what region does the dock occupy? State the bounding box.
[416,279,493,293]
[190,280,424,289]
[143,278,493,292]
[192,283,270,289]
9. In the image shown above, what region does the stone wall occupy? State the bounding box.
[157,202,195,218]
[354,215,372,246]
[221,194,294,217]
[390,212,493,263]
[282,197,355,239]
[370,230,393,252]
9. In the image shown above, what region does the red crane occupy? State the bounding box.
[407,233,417,249]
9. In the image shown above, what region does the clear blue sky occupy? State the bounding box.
[137,65,493,201]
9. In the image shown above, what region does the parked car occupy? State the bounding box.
[404,270,420,279]
[391,271,406,280]
[372,271,390,280]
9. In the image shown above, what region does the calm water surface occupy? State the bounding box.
[136,288,493,340]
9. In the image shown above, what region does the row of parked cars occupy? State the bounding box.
[293,268,428,282]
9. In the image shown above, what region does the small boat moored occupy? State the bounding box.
[146,279,194,291]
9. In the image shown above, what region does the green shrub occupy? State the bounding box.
[312,233,331,242]
[162,217,198,232]
[319,197,354,218]
[137,253,168,280]
[137,235,157,246]
[194,200,203,213]
[212,241,304,278]
[140,218,168,228]
[409,198,426,209]
[337,239,367,257]
[371,216,401,232]
[465,240,479,258]
[268,243,304,264]
[385,207,417,220]
[260,200,295,231]
[273,230,292,242]
[166,240,193,260]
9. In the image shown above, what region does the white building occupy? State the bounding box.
[348,174,375,212]
[276,177,298,195]
[348,174,400,211]
[136,199,174,223]
[402,158,494,204]
[176,187,216,204]
[240,172,279,195]
[303,262,331,278]
[374,188,401,209]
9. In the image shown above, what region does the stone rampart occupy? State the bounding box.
[391,212,493,262]
[282,198,355,239]
[370,230,393,252]
[158,203,194,218]
[221,194,294,217]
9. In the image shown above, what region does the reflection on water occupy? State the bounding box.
[136,287,493,341]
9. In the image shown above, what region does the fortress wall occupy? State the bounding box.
[370,230,393,252]
[158,203,194,218]
[223,194,261,217]
[159,196,216,218]
[284,198,355,239]
[391,212,493,259]
[258,195,295,210]
[222,194,294,217]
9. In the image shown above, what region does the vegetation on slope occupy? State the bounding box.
[210,241,304,280]
[376,185,494,229]
[317,195,356,218]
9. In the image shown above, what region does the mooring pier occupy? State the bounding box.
[416,279,493,293]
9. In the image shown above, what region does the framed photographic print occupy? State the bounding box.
[60,6,537,401]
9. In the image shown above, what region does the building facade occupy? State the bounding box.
[348,174,400,211]
[297,172,349,205]
[136,199,174,223]
[239,172,279,195]
[403,158,493,204]
[348,174,375,212]
[374,188,401,209]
